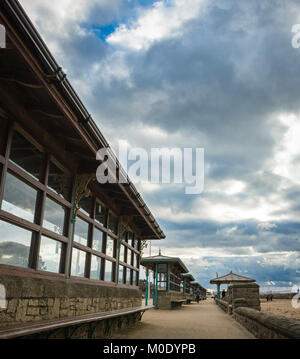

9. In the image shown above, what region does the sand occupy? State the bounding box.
[260,298,300,320]
[111,299,254,339]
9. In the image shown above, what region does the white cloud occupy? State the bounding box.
[107,0,207,51]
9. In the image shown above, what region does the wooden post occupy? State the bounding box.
[217,284,221,299]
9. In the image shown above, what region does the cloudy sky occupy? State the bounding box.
[19,0,300,291]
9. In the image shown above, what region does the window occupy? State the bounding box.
[48,161,71,200]
[118,265,124,284]
[2,172,37,222]
[104,260,113,282]
[133,271,137,286]
[95,202,106,226]
[71,248,86,277]
[74,217,89,246]
[106,237,114,258]
[126,268,131,285]
[38,236,62,273]
[119,244,125,263]
[9,131,43,181]
[157,269,168,292]
[133,253,139,268]
[43,197,66,235]
[78,196,92,217]
[92,228,103,253]
[108,213,118,234]
[0,118,8,155]
[0,220,32,268]
[90,255,101,280]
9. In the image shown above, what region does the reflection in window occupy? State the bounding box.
[10,131,42,180]
[126,267,131,285]
[106,237,114,258]
[92,228,103,253]
[38,236,61,273]
[43,197,65,235]
[78,196,92,217]
[90,255,101,280]
[118,265,124,284]
[104,260,113,282]
[2,173,37,222]
[128,250,133,266]
[74,217,89,246]
[0,220,32,268]
[133,271,137,286]
[0,118,8,155]
[71,248,86,277]
[108,213,118,234]
[48,161,71,200]
[95,203,106,226]
[133,253,139,268]
[119,244,125,263]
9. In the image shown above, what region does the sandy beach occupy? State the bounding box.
[260,299,300,320]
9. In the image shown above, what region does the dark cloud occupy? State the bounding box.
[21,0,300,290]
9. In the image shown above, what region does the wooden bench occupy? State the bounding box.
[171,300,186,309]
[0,305,153,339]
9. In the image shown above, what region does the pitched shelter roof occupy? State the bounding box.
[182,273,195,282]
[210,271,256,284]
[191,282,206,292]
[0,0,165,240]
[141,253,189,274]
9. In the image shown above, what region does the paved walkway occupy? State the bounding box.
[112,299,254,339]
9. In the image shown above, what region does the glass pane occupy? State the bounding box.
[10,131,43,180]
[2,173,37,222]
[118,265,124,284]
[48,161,71,200]
[104,260,113,282]
[119,244,125,263]
[158,282,167,291]
[90,255,101,280]
[0,118,8,155]
[71,248,86,277]
[126,268,131,285]
[74,217,89,246]
[133,271,137,286]
[79,196,92,217]
[43,197,65,235]
[92,228,103,253]
[128,250,133,266]
[95,202,106,226]
[38,236,62,273]
[0,220,32,268]
[133,253,139,268]
[108,213,118,234]
[106,237,114,258]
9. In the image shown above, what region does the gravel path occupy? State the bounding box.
[111,299,255,339]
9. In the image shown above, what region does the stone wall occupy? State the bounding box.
[0,275,142,328]
[228,283,261,311]
[234,307,300,339]
[215,298,232,314]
